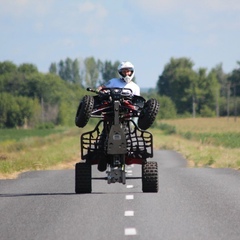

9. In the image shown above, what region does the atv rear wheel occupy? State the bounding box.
[138,98,159,130]
[142,161,158,192]
[75,95,94,128]
[75,162,92,193]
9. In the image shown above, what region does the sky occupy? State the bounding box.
[0,0,240,88]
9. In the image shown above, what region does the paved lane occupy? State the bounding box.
[1,150,240,239]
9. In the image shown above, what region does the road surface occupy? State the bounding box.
[1,150,240,239]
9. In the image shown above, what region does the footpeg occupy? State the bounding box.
[107,168,126,184]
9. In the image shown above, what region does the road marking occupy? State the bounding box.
[126,165,134,169]
[125,195,134,200]
[126,185,134,189]
[124,211,134,216]
[125,228,137,235]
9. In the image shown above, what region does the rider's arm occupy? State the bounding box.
[97,85,105,92]
[133,84,140,96]
[97,79,113,91]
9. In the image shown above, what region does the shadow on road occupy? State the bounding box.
[0,192,76,197]
[0,189,144,197]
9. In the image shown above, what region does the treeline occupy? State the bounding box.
[0,61,86,128]
[49,57,120,87]
[0,58,123,129]
[50,56,240,118]
[156,58,240,118]
[1,56,240,128]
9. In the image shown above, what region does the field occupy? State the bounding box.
[0,126,90,179]
[0,117,240,179]
[154,117,240,169]
[0,128,65,142]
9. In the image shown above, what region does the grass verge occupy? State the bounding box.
[0,126,91,179]
[154,117,240,169]
[1,117,240,179]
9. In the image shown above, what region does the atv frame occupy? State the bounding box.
[75,88,159,193]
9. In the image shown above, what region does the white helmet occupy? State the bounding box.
[118,61,135,83]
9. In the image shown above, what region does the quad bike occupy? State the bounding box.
[75,87,159,193]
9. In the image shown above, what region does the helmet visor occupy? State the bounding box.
[120,67,133,72]
[120,68,134,76]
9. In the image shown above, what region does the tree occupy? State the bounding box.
[64,58,73,82]
[156,57,196,114]
[228,62,240,120]
[0,61,17,75]
[0,72,26,96]
[0,93,38,128]
[210,64,227,117]
[58,60,65,80]
[212,63,228,97]
[55,58,82,84]
[49,63,57,75]
[151,94,176,119]
[72,59,82,85]
[157,57,194,95]
[99,60,120,84]
[84,57,99,88]
[229,62,240,96]
[203,70,220,117]
[183,68,200,117]
[18,63,38,74]
[0,93,9,127]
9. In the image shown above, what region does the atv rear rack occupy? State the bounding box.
[81,119,153,164]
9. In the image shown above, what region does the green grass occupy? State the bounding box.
[0,126,90,178]
[1,117,240,178]
[156,118,240,169]
[180,132,240,148]
[0,128,65,142]
[158,123,177,134]
[158,118,240,149]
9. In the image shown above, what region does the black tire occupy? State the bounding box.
[75,162,92,193]
[142,161,158,192]
[75,95,94,128]
[138,98,159,130]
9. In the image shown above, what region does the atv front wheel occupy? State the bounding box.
[138,98,159,130]
[75,162,92,193]
[142,161,158,192]
[75,95,94,128]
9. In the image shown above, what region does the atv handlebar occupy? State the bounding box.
[87,87,133,99]
[86,87,97,93]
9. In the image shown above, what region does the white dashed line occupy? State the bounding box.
[124,211,134,216]
[124,167,136,236]
[125,195,134,200]
[125,228,137,235]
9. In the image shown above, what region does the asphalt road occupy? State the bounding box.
[1,150,240,240]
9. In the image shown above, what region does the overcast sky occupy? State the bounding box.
[1,0,240,88]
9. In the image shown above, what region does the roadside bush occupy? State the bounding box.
[200,105,215,117]
[0,93,38,128]
[143,93,177,120]
[35,122,55,129]
[159,123,176,134]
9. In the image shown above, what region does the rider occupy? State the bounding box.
[98,61,140,96]
[97,61,140,172]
